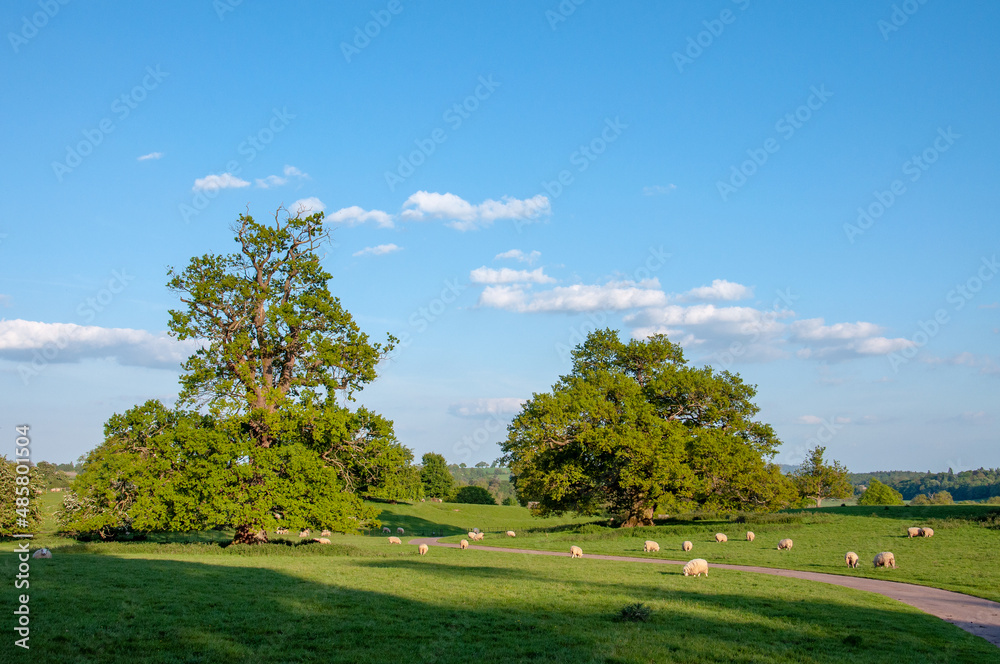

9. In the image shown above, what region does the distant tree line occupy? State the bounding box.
[849,468,1000,501]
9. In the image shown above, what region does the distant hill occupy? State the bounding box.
[849,468,1000,501]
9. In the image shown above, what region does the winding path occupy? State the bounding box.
[410,537,1000,648]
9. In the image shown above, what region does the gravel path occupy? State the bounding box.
[409,537,1000,648]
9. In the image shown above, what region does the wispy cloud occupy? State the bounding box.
[255,164,309,189]
[353,243,401,257]
[327,205,394,229]
[480,280,667,313]
[401,191,550,231]
[642,184,676,196]
[469,267,554,285]
[680,279,754,302]
[494,249,541,265]
[137,152,163,161]
[447,398,526,418]
[192,172,250,192]
[290,197,325,215]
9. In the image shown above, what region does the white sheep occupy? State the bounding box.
[382,527,391,534]
[506,530,516,537]
[777,538,793,551]
[387,536,402,545]
[920,527,934,538]
[715,533,728,543]
[397,527,405,535]
[874,551,896,569]
[907,527,921,538]
[313,538,331,545]
[643,540,660,553]
[683,558,708,577]
[460,539,469,549]
[473,532,484,541]
[570,545,583,558]
[32,548,52,559]
[299,529,310,538]
[321,530,331,537]
[276,528,289,535]
[746,531,755,542]
[845,551,859,568]
[418,544,429,555]
[468,531,476,540]
[682,540,693,552]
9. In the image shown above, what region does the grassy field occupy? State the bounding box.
[445,505,1000,603]
[5,499,998,662]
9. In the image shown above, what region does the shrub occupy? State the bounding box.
[858,479,905,506]
[985,496,1000,505]
[449,485,496,505]
[930,491,954,505]
[616,603,652,623]
[502,496,517,506]
[910,494,931,506]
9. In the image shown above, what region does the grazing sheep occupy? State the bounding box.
[313,538,331,545]
[460,539,469,549]
[397,527,404,535]
[506,530,516,537]
[473,528,480,533]
[321,530,331,537]
[382,527,391,534]
[778,538,793,551]
[746,531,755,542]
[32,548,52,559]
[682,540,693,552]
[683,558,709,577]
[570,545,583,558]
[874,551,897,569]
[907,527,921,538]
[920,527,934,538]
[643,540,660,553]
[418,544,429,555]
[845,551,859,568]
[299,529,310,538]
[715,533,728,543]
[473,532,484,541]
[468,531,476,539]
[276,528,289,535]
[387,536,402,545]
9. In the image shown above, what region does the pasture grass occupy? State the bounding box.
[16,542,998,663]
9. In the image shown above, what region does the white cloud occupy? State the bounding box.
[327,205,394,229]
[790,318,883,341]
[797,415,824,425]
[469,267,554,285]
[479,280,667,313]
[137,152,162,161]
[448,398,526,418]
[192,172,250,192]
[642,184,676,196]
[401,191,550,231]
[680,279,754,302]
[290,197,325,215]
[353,244,401,257]
[0,319,201,369]
[255,165,309,189]
[494,249,541,265]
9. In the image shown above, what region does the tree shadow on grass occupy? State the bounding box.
[18,553,997,663]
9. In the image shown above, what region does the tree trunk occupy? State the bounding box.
[815,496,823,508]
[619,505,654,528]
[233,525,269,544]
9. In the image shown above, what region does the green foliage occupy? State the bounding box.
[791,445,852,508]
[502,496,518,506]
[857,478,905,506]
[0,457,43,534]
[849,467,1000,501]
[33,461,72,488]
[985,496,1000,505]
[910,493,931,506]
[421,453,455,498]
[930,490,954,505]
[615,602,652,622]
[503,329,794,527]
[449,485,497,505]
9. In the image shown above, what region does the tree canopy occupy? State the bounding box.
[502,329,794,527]
[857,478,905,506]
[60,209,413,543]
[450,485,497,505]
[791,445,852,507]
[421,453,455,499]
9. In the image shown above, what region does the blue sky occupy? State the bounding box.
[1,1,997,472]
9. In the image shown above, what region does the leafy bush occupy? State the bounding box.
[616,603,652,623]
[502,496,518,506]
[449,485,497,505]
[930,491,954,505]
[858,479,905,506]
[910,494,931,506]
